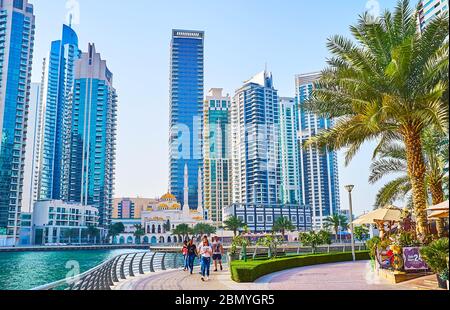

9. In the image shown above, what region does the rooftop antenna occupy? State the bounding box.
[265,62,267,72]
[69,13,73,28]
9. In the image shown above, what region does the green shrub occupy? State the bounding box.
[366,236,381,259]
[420,238,449,281]
[230,251,370,283]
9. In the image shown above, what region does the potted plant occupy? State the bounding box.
[228,236,246,262]
[420,238,449,289]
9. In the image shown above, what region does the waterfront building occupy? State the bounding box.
[64,44,117,229]
[32,200,99,245]
[34,24,80,201]
[112,197,158,219]
[418,0,448,31]
[169,29,204,210]
[22,83,40,213]
[203,88,232,224]
[231,70,281,205]
[19,212,32,245]
[296,72,340,230]
[112,192,208,245]
[279,97,301,205]
[0,0,35,246]
[223,203,312,233]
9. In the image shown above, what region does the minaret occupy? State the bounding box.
[183,164,190,217]
[197,167,204,219]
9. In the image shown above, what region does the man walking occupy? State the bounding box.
[212,236,224,272]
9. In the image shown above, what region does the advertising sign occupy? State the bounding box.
[403,247,428,271]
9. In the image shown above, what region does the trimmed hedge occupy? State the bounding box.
[230,251,370,283]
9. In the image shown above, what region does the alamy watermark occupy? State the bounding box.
[366,0,381,21]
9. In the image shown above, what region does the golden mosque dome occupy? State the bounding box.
[161,193,176,200]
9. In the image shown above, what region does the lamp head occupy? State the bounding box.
[345,185,355,193]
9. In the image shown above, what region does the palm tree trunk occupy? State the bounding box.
[403,127,429,237]
[430,179,446,238]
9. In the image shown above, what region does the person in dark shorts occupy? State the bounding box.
[212,236,224,272]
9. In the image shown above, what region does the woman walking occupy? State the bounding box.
[186,239,197,275]
[182,240,189,271]
[198,236,213,282]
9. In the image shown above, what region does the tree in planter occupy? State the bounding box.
[272,217,295,242]
[172,224,192,242]
[86,225,99,244]
[323,214,348,242]
[108,222,125,243]
[420,238,449,289]
[133,224,146,244]
[192,223,216,239]
[354,226,369,242]
[366,236,382,260]
[230,235,251,261]
[299,230,330,254]
[257,234,284,259]
[223,216,245,237]
[163,220,171,233]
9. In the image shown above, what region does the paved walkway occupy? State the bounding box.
[112,260,438,290]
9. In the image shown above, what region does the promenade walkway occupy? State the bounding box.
[113,260,429,290]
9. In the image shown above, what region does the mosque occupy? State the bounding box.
[112,165,211,244]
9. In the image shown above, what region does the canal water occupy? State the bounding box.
[0,249,141,290]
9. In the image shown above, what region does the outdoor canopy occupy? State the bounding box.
[427,200,449,219]
[352,205,402,225]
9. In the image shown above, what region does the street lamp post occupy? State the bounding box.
[345,185,356,262]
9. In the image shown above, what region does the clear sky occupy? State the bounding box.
[30,0,401,217]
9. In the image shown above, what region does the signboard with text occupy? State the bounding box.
[403,247,428,271]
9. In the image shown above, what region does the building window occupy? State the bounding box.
[266,216,273,223]
[291,216,297,224]
[257,215,264,222]
[247,215,254,223]
[306,216,311,223]
[237,215,245,222]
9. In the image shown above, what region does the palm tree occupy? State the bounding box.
[172,224,192,242]
[133,224,145,244]
[323,214,348,241]
[272,217,295,241]
[192,223,216,239]
[86,225,99,244]
[304,0,449,236]
[370,128,449,236]
[223,216,245,237]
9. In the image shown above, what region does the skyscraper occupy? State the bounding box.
[35,24,80,201]
[231,71,281,205]
[203,88,231,224]
[22,82,40,213]
[65,44,117,228]
[296,72,340,230]
[169,30,204,210]
[418,0,448,31]
[0,0,35,245]
[279,97,301,205]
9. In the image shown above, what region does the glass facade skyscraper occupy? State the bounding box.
[35,24,80,201]
[0,0,35,245]
[231,71,281,205]
[203,88,231,224]
[418,0,448,31]
[169,30,204,210]
[63,44,117,228]
[296,72,340,230]
[279,97,301,205]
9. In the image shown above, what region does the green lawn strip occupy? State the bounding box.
[230,251,370,283]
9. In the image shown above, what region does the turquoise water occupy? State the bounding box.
[0,249,140,290]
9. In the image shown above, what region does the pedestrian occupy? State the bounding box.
[212,236,224,272]
[182,240,189,271]
[187,239,198,275]
[198,236,212,282]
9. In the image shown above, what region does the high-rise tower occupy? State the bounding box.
[0,0,35,245]
[231,71,281,205]
[418,0,448,31]
[296,72,340,230]
[65,44,117,228]
[35,24,80,201]
[169,30,204,210]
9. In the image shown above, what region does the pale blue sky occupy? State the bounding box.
[30,0,402,217]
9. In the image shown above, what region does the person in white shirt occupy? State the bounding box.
[212,236,224,272]
[198,236,212,281]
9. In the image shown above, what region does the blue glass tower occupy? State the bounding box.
[66,44,117,228]
[0,0,35,245]
[36,24,80,201]
[231,71,281,205]
[296,72,340,230]
[169,30,204,210]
